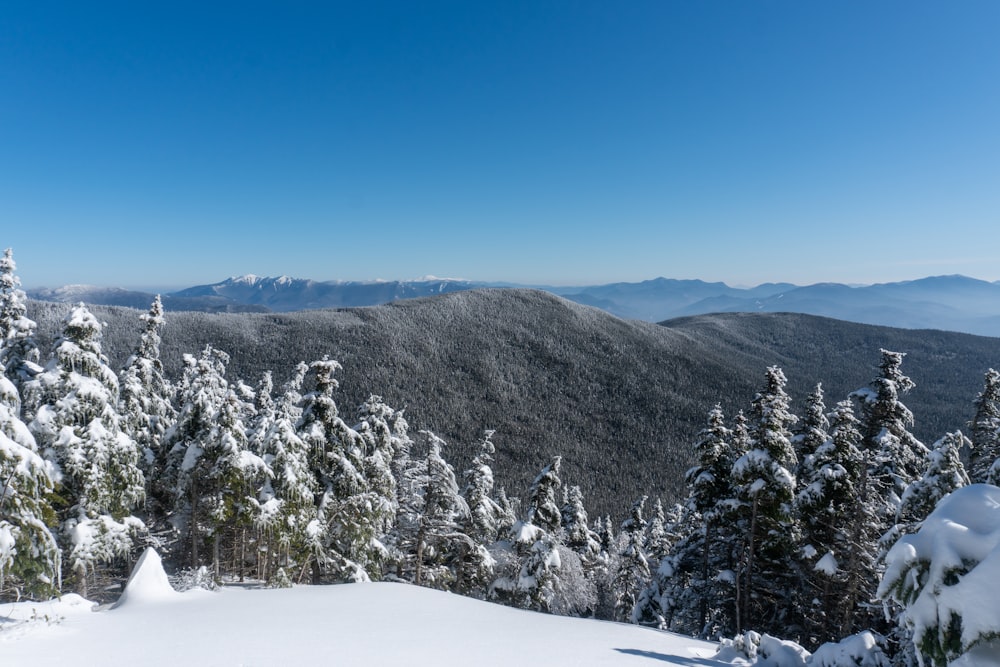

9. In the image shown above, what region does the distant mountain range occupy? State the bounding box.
[27,273,1000,337]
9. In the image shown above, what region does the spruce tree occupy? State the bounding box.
[795,399,865,646]
[851,349,928,522]
[296,357,376,582]
[492,456,564,612]
[0,248,41,394]
[163,345,231,568]
[28,303,146,596]
[462,430,506,546]
[0,368,60,599]
[119,295,175,478]
[732,366,799,636]
[968,368,1000,483]
[613,495,650,623]
[897,431,970,532]
[664,403,746,637]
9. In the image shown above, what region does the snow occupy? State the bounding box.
[814,552,838,576]
[1,579,726,666]
[879,484,1000,660]
[111,548,178,609]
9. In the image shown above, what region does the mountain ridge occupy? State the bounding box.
[26,273,1000,337]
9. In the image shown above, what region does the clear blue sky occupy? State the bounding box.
[3,1,998,289]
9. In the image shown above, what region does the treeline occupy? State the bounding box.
[632,354,1000,666]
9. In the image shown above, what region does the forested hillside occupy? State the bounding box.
[27,289,1000,516]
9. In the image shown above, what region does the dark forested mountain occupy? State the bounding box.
[27,289,1000,516]
[28,274,1000,336]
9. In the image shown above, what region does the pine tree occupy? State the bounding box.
[793,384,830,482]
[0,368,60,599]
[561,485,600,566]
[492,456,564,612]
[897,431,970,532]
[732,366,799,636]
[613,495,650,623]
[163,345,231,569]
[27,303,146,596]
[666,404,738,635]
[795,399,866,646]
[968,368,1000,483]
[119,295,175,479]
[852,349,928,522]
[0,248,41,395]
[462,430,507,546]
[296,357,376,582]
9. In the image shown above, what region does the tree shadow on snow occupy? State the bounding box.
[613,648,725,665]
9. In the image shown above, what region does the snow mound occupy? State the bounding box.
[111,548,178,609]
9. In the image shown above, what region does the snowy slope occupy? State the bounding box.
[1,577,723,666]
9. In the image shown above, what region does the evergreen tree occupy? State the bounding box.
[561,485,600,565]
[296,357,378,582]
[793,384,830,481]
[0,367,60,599]
[27,303,146,596]
[613,495,650,623]
[462,430,506,546]
[492,456,564,612]
[732,366,799,636]
[0,248,41,395]
[851,349,928,522]
[664,404,744,638]
[119,295,175,477]
[795,399,866,646]
[163,345,231,568]
[968,368,1000,483]
[254,380,315,584]
[897,431,970,532]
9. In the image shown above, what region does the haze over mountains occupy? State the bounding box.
[27,273,1000,337]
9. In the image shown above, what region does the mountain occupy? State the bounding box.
[27,289,1000,517]
[677,275,1000,337]
[27,273,1000,337]
[169,274,487,311]
[27,284,270,313]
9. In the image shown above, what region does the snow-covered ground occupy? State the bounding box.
[0,551,723,667]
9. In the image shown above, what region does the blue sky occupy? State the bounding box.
[3,1,998,289]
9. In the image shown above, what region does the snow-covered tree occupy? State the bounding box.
[118,295,175,477]
[413,431,491,594]
[897,431,970,533]
[162,345,231,568]
[665,404,739,637]
[613,495,649,623]
[27,303,146,596]
[879,484,1000,667]
[0,368,59,599]
[462,430,507,546]
[795,399,866,646]
[732,366,799,636]
[852,350,928,522]
[561,484,601,566]
[492,456,564,613]
[0,248,41,395]
[793,384,830,482]
[296,357,378,582]
[968,368,1000,483]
